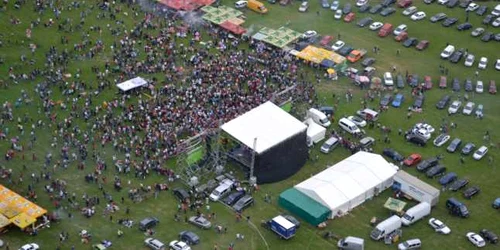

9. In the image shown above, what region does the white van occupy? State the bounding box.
[320,137,340,154]
[492,4,500,16]
[338,118,361,134]
[209,183,232,201]
[370,215,402,240]
[307,108,331,127]
[356,108,379,121]
[440,45,455,59]
[401,202,431,226]
[338,236,365,250]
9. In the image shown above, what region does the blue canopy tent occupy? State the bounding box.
[320,59,336,69]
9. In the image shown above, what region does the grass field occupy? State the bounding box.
[0,0,499,250]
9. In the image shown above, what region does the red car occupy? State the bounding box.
[490,80,497,94]
[416,40,429,51]
[397,0,412,8]
[439,76,447,89]
[424,76,433,90]
[319,35,334,47]
[344,12,356,22]
[404,153,422,166]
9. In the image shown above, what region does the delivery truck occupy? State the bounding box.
[401,202,431,226]
[370,215,402,240]
[266,215,297,239]
[248,0,268,13]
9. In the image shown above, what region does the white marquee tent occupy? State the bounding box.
[221,101,307,154]
[295,152,399,218]
[116,77,147,92]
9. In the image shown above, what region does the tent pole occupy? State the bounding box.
[249,138,257,183]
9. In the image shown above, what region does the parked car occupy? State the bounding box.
[457,22,472,31]
[370,4,384,13]
[475,104,483,118]
[464,78,473,91]
[426,165,446,178]
[338,45,354,56]
[461,143,476,155]
[466,2,479,11]
[481,32,494,42]
[449,178,469,191]
[322,0,330,8]
[406,132,428,146]
[139,217,160,231]
[476,81,484,93]
[442,17,458,27]
[402,6,418,16]
[436,95,450,109]
[356,0,368,6]
[417,157,439,171]
[490,80,497,94]
[447,138,462,152]
[188,215,212,229]
[412,95,425,108]
[380,7,396,16]
[344,12,356,22]
[439,76,447,89]
[473,146,488,160]
[462,101,475,115]
[439,0,450,5]
[447,0,458,8]
[397,74,405,88]
[380,94,393,106]
[330,0,339,9]
[383,72,394,86]
[169,240,191,250]
[479,229,498,244]
[359,4,371,12]
[234,0,248,8]
[223,190,246,206]
[483,14,494,24]
[393,24,408,35]
[331,40,345,51]
[466,232,486,248]
[357,16,373,27]
[298,1,309,11]
[397,239,421,250]
[404,153,422,166]
[439,172,457,185]
[383,148,404,162]
[361,57,376,67]
[416,40,429,50]
[496,59,500,70]
[450,48,465,63]
[392,93,404,107]
[347,116,367,127]
[493,17,500,27]
[179,231,200,245]
[19,244,40,250]
[493,198,500,209]
[463,186,480,199]
[428,218,451,234]
[382,0,396,6]
[472,27,485,37]
[478,57,488,69]
[452,78,460,91]
[232,195,254,212]
[411,11,426,21]
[430,13,447,22]
[343,3,352,14]
[434,133,451,147]
[448,100,462,114]
[369,21,383,30]
[464,54,475,67]
[403,37,418,47]
[459,0,472,8]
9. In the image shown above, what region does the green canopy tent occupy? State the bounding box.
[278,188,331,226]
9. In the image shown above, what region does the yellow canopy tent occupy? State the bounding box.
[10,212,36,230]
[0,214,11,229]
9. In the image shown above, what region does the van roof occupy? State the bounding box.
[309,108,326,116]
[325,137,339,144]
[339,117,357,125]
[376,215,401,228]
[344,236,364,244]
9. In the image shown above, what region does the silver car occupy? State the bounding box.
[188,215,212,229]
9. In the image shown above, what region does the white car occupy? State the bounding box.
[331,40,345,51]
[299,1,309,12]
[438,0,449,4]
[331,0,340,10]
[415,123,435,133]
[397,239,421,250]
[475,104,484,117]
[433,134,451,147]
[369,22,383,30]
[448,100,462,114]
[393,24,408,36]
[411,11,426,21]
[402,6,417,16]
[383,72,394,86]
[169,240,192,250]
[496,59,500,70]
[347,116,367,127]
[493,17,500,27]
[478,57,487,69]
[412,128,431,140]
[473,146,488,160]
[428,218,451,234]
[234,0,248,8]
[302,30,318,39]
[334,9,343,19]
[464,54,475,67]
[19,244,40,250]
[466,232,486,248]
[356,0,368,7]
[476,81,484,93]
[466,3,479,12]
[462,101,475,115]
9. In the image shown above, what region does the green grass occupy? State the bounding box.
[0,1,499,250]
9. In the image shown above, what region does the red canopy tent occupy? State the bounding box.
[158,0,215,11]
[219,21,247,35]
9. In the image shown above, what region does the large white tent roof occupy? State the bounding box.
[295,151,399,210]
[221,101,307,154]
[116,77,147,92]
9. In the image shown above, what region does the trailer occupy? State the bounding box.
[393,170,440,207]
[267,215,297,239]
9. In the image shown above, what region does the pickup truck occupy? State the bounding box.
[347,49,367,63]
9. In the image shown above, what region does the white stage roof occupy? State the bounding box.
[221,101,307,154]
[295,152,399,212]
[116,77,147,92]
